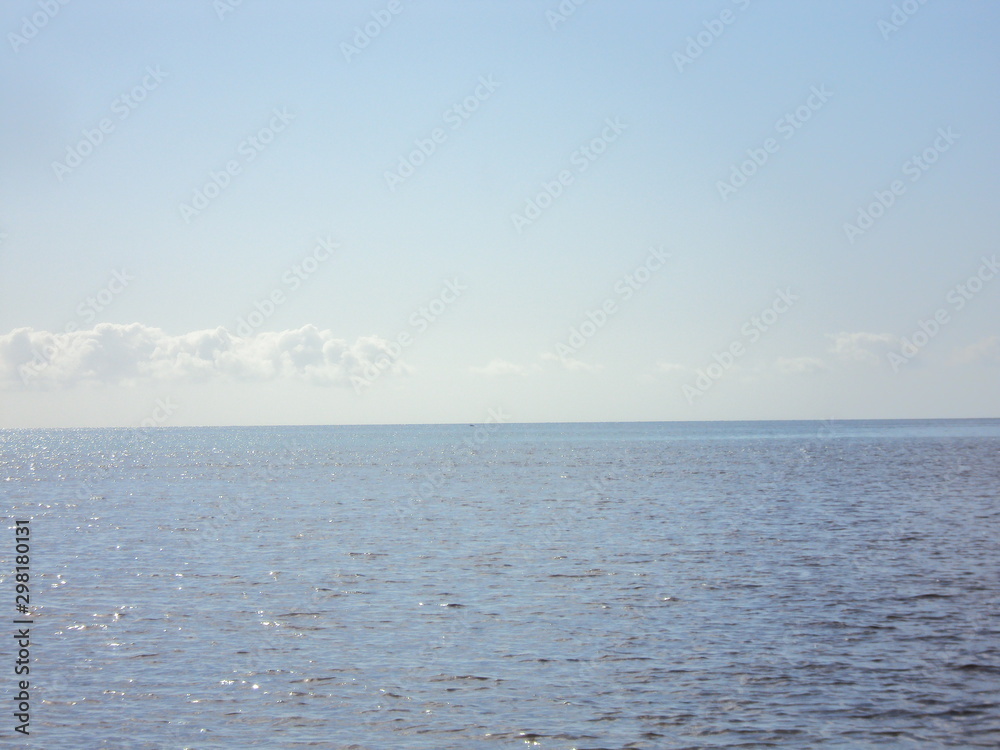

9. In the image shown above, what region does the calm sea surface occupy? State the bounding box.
[1,419,999,749]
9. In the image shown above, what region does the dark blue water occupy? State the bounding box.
[1,420,999,748]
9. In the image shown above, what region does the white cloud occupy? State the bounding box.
[0,323,410,388]
[828,331,898,364]
[539,351,602,373]
[953,335,1000,365]
[774,356,828,375]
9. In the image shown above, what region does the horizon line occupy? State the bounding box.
[3,416,998,430]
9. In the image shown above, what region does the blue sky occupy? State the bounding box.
[1,0,998,427]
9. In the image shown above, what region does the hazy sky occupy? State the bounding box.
[1,0,998,427]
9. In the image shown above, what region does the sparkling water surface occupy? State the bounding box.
[1,419,998,749]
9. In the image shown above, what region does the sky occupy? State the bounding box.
[1,0,998,428]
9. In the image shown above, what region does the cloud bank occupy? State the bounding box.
[0,323,409,388]
[953,335,1000,366]
[828,331,898,364]
[469,358,538,377]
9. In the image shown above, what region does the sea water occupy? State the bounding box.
[1,419,998,748]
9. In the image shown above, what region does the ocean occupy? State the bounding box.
[1,419,998,749]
